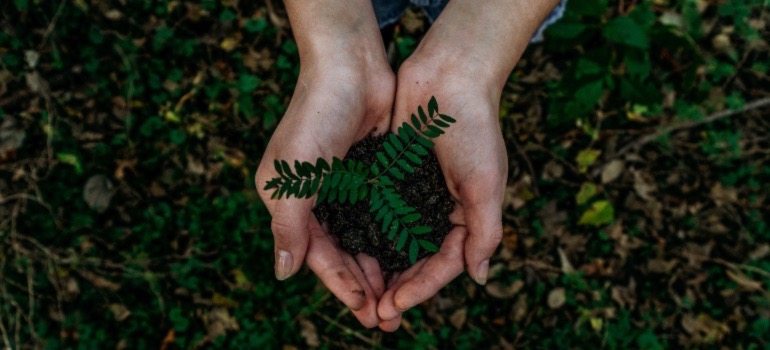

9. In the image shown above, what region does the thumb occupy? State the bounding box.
[460,177,504,286]
[269,198,313,280]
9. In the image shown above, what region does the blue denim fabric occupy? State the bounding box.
[372,0,569,42]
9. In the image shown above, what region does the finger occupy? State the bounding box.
[378,315,402,332]
[356,254,385,299]
[393,227,466,311]
[460,181,504,285]
[305,219,367,311]
[377,259,428,321]
[343,254,380,328]
[269,198,314,280]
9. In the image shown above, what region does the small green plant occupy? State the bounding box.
[264,97,455,264]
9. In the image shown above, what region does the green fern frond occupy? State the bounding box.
[264,96,455,265]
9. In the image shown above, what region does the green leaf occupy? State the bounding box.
[404,123,417,138]
[428,96,438,116]
[415,136,435,148]
[388,225,398,240]
[298,180,311,198]
[397,126,410,143]
[383,142,397,159]
[395,206,416,215]
[237,74,261,94]
[370,198,385,212]
[295,160,308,177]
[408,239,418,264]
[341,188,351,204]
[289,180,301,197]
[340,173,352,190]
[316,157,330,172]
[578,200,615,226]
[379,176,394,187]
[388,134,404,151]
[411,144,428,156]
[571,0,607,16]
[396,229,408,251]
[411,114,421,129]
[427,125,444,136]
[434,119,450,128]
[358,186,368,201]
[576,149,602,173]
[545,21,587,40]
[418,106,428,124]
[418,239,439,252]
[332,157,344,171]
[309,175,321,196]
[57,152,83,174]
[423,129,439,138]
[402,213,421,223]
[274,160,283,176]
[397,159,414,173]
[411,226,432,235]
[281,161,297,180]
[388,167,405,180]
[375,207,387,221]
[331,172,342,187]
[377,152,389,167]
[576,182,597,205]
[603,16,649,49]
[404,151,423,165]
[438,114,456,123]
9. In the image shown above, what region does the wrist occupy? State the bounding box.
[284,0,387,70]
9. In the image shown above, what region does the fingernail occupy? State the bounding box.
[275,250,293,281]
[475,259,489,285]
[396,305,410,313]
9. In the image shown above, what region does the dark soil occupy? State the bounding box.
[314,135,454,272]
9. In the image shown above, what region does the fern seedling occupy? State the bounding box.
[264,96,456,265]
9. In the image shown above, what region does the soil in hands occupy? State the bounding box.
[314,135,454,272]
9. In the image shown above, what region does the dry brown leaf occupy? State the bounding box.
[449,307,467,329]
[726,270,763,292]
[547,287,566,309]
[109,304,131,322]
[485,280,524,299]
[601,160,624,184]
[299,319,320,347]
[84,174,114,213]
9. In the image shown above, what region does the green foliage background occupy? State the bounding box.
[1,0,769,348]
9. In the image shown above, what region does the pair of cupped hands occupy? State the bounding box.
[255,4,512,331]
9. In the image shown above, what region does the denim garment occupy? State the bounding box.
[371,0,569,42]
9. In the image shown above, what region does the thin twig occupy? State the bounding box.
[614,97,770,159]
[314,311,377,346]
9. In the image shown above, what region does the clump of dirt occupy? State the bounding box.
[314,135,454,272]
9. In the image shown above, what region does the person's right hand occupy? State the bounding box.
[255,0,395,328]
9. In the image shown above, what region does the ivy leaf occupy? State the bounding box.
[578,200,615,226]
[603,16,649,49]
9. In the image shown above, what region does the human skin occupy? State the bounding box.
[376,0,562,331]
[257,0,561,331]
[254,0,395,328]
